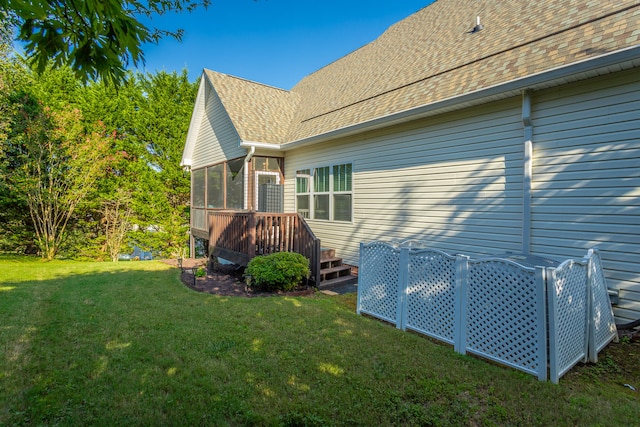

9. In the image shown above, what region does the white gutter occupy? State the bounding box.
[240,140,283,151]
[274,45,640,151]
[243,145,255,210]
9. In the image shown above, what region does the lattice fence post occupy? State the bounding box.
[454,255,469,354]
[397,248,409,330]
[535,266,548,382]
[356,242,364,316]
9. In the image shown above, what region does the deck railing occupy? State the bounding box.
[208,211,321,286]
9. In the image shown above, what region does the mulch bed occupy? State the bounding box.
[162,258,315,297]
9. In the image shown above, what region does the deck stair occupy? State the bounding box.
[318,248,358,289]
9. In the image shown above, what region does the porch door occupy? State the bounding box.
[255,171,281,212]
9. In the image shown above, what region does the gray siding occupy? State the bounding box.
[192,84,244,169]
[531,68,640,322]
[285,98,524,266]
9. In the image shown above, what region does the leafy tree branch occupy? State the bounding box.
[1,0,209,85]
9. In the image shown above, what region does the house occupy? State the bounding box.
[181,0,640,322]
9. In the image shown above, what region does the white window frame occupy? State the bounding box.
[295,163,353,222]
[295,169,311,219]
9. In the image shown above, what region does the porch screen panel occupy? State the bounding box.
[207,164,223,209]
[314,167,330,220]
[192,168,205,208]
[226,158,245,210]
[255,157,283,173]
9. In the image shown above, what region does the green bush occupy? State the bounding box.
[246,252,310,292]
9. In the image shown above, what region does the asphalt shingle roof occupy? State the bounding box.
[204,0,640,145]
[204,70,300,144]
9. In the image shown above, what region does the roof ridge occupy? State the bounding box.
[204,69,291,93]
[299,2,640,124]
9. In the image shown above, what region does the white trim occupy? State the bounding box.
[181,73,208,167]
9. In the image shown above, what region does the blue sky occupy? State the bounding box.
[136,0,432,90]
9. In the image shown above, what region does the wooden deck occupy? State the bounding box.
[207,211,322,286]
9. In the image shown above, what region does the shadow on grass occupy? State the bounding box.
[1,259,639,426]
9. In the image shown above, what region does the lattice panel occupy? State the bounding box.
[465,259,544,376]
[588,249,618,359]
[548,259,588,381]
[405,249,457,343]
[357,242,401,324]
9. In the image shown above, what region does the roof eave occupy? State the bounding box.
[280,45,640,151]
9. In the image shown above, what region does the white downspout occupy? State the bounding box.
[522,90,533,254]
[244,145,256,163]
[243,145,255,210]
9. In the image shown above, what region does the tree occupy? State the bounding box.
[103,188,133,262]
[1,0,209,85]
[5,93,112,259]
[0,24,36,253]
[0,20,17,149]
[129,70,195,258]
[73,75,144,261]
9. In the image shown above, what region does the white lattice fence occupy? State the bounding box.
[357,242,402,326]
[462,258,547,380]
[547,258,589,383]
[356,241,619,382]
[587,248,618,362]
[404,249,459,344]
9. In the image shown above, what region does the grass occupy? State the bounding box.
[0,256,638,426]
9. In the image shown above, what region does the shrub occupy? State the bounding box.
[246,252,310,292]
[194,267,206,277]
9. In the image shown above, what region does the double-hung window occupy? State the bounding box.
[296,163,352,222]
[296,169,310,219]
[333,163,352,222]
[313,166,330,220]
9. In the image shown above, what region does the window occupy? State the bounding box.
[296,163,352,222]
[313,166,330,220]
[296,169,310,218]
[333,163,352,222]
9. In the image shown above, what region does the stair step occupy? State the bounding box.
[320,256,343,265]
[319,274,358,289]
[321,265,351,276]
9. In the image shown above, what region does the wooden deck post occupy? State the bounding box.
[313,239,322,287]
[248,211,257,259]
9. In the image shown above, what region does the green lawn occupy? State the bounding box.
[1,256,638,426]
